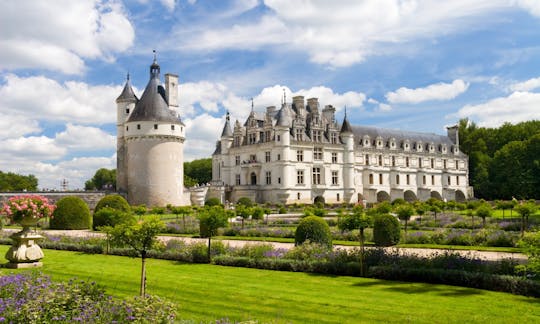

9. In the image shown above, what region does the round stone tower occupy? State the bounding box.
[121,57,185,206]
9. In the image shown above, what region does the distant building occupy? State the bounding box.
[212,96,472,205]
[116,57,186,206]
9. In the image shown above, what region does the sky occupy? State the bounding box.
[1,0,540,190]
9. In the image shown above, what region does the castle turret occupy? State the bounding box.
[220,111,233,154]
[122,55,186,206]
[116,73,138,194]
[340,110,355,202]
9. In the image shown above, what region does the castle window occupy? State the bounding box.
[126,108,129,114]
[250,172,257,185]
[332,152,338,163]
[443,159,447,169]
[456,160,459,170]
[423,175,426,185]
[331,133,337,144]
[365,154,370,165]
[277,135,281,141]
[431,158,434,168]
[265,151,271,162]
[171,125,175,130]
[235,156,240,165]
[312,167,322,185]
[297,192,301,200]
[456,176,460,185]
[278,177,281,184]
[392,156,396,167]
[396,175,400,185]
[379,174,383,184]
[265,131,272,142]
[332,171,338,185]
[314,147,323,160]
[126,126,129,131]
[295,128,304,141]
[249,154,256,162]
[266,171,272,185]
[378,155,383,166]
[313,130,322,142]
[419,158,422,168]
[277,154,281,160]
[137,124,141,130]
[297,170,304,184]
[431,175,435,185]
[297,150,304,162]
[406,157,409,167]
[406,174,410,185]
[337,193,340,202]
[369,174,374,184]
[235,174,241,185]
[154,124,158,130]
[448,176,451,185]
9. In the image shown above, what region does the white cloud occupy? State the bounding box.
[386,79,469,104]
[0,0,134,74]
[0,114,41,139]
[515,0,540,17]
[0,74,123,125]
[177,0,526,67]
[0,136,66,161]
[55,124,116,151]
[509,76,540,92]
[378,103,393,112]
[455,91,540,127]
[160,0,176,11]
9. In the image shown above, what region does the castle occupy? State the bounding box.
[212,97,472,205]
[115,57,186,206]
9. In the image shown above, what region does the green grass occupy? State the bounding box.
[0,246,538,323]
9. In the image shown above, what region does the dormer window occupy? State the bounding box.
[171,125,175,130]
[154,124,158,130]
[126,108,130,114]
[137,124,141,130]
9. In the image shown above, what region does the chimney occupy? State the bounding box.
[165,73,179,109]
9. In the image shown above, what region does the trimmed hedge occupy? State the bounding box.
[50,196,91,230]
[295,216,332,247]
[92,207,136,230]
[373,214,400,246]
[94,194,130,213]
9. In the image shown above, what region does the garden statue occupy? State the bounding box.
[1,195,55,268]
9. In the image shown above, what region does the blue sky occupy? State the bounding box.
[1,0,540,190]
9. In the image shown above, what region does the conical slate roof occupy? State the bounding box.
[116,75,138,103]
[221,112,233,137]
[275,103,296,127]
[127,60,180,123]
[340,114,353,134]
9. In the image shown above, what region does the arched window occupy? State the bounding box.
[250,172,257,185]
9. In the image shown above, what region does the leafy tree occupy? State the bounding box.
[0,171,38,191]
[475,204,493,228]
[170,206,192,229]
[338,205,371,275]
[110,217,165,296]
[236,197,253,207]
[514,202,538,237]
[251,207,265,221]
[373,214,400,246]
[132,205,147,220]
[198,206,229,262]
[205,197,222,207]
[85,168,116,191]
[395,204,415,238]
[516,231,540,278]
[184,158,212,185]
[235,205,252,229]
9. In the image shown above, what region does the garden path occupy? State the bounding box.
[23,229,528,263]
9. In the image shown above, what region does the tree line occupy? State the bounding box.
[459,118,540,200]
[0,171,38,191]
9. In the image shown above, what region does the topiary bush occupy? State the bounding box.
[237,197,253,207]
[295,216,332,247]
[373,214,401,246]
[92,207,136,230]
[50,196,91,230]
[205,197,221,206]
[94,194,130,213]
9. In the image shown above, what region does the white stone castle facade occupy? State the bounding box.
[212,96,472,205]
[116,57,186,206]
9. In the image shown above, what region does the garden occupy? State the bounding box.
[0,194,539,323]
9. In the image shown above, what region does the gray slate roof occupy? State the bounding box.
[350,125,454,145]
[127,63,180,123]
[275,104,296,127]
[221,112,233,137]
[116,78,138,102]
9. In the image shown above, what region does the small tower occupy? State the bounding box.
[116,73,138,194]
[340,109,355,202]
[119,55,186,206]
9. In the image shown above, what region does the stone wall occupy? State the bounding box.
[0,192,108,210]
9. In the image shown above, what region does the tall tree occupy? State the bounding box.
[85,168,116,190]
[0,171,38,191]
[184,158,212,185]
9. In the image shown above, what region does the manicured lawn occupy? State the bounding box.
[0,246,538,323]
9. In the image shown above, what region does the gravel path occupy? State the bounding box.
[15,228,527,263]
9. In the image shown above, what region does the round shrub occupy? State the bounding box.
[50,196,91,230]
[295,216,332,247]
[205,197,221,206]
[93,207,136,230]
[237,197,253,207]
[373,214,401,246]
[94,194,130,213]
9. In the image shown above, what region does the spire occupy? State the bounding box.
[283,88,286,104]
[150,49,160,79]
[116,72,138,103]
[221,111,233,137]
[340,106,353,134]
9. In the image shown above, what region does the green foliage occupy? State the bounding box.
[475,204,493,227]
[93,207,135,230]
[198,206,229,238]
[50,196,91,230]
[150,206,166,214]
[132,204,147,216]
[373,214,401,246]
[338,207,371,232]
[391,198,407,206]
[236,197,253,207]
[459,118,540,199]
[374,201,392,214]
[84,168,116,191]
[94,194,130,213]
[184,158,212,185]
[251,207,265,220]
[0,171,38,191]
[516,231,540,278]
[110,217,165,256]
[294,216,332,247]
[205,197,222,206]
[395,204,415,222]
